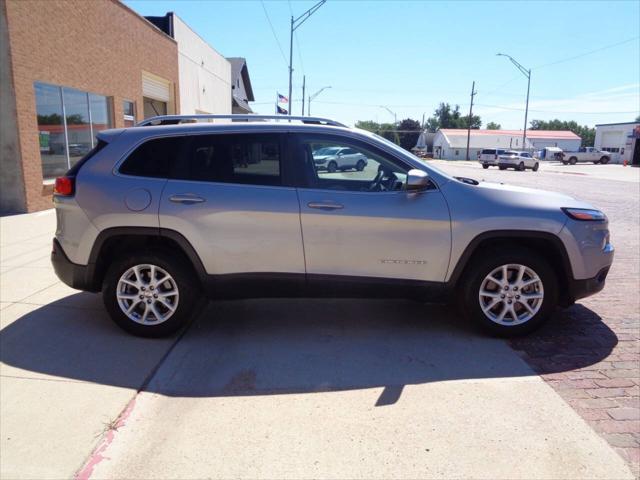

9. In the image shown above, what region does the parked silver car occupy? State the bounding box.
[477,148,507,169]
[313,146,368,172]
[51,115,613,337]
[498,150,540,171]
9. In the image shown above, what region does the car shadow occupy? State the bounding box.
[0,293,617,405]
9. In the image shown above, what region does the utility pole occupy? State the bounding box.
[288,0,326,116]
[466,81,477,160]
[497,53,531,150]
[301,75,306,115]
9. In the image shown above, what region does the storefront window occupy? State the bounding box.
[34,82,113,181]
[63,87,92,165]
[35,83,67,180]
[123,100,136,127]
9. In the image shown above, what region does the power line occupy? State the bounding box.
[534,36,640,70]
[260,0,288,67]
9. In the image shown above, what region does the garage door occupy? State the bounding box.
[142,74,171,102]
[601,131,619,149]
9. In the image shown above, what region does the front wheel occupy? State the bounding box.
[482,164,489,169]
[461,248,558,336]
[102,251,200,337]
[532,162,539,171]
[600,156,610,164]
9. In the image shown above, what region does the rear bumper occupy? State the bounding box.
[51,238,99,292]
[567,266,610,304]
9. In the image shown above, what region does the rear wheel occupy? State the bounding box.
[461,247,558,336]
[600,156,610,164]
[327,161,337,173]
[102,250,200,337]
[499,166,506,170]
[517,162,525,171]
[562,161,568,165]
[569,157,577,165]
[356,159,366,171]
[482,164,489,169]
[532,162,539,171]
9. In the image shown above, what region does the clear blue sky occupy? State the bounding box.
[126,0,640,129]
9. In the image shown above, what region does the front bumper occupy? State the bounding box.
[567,266,610,303]
[51,238,99,292]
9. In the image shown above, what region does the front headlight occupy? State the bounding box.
[562,208,606,221]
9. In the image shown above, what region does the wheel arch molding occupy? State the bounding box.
[87,227,208,291]
[447,230,574,300]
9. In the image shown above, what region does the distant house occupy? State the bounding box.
[432,129,582,160]
[227,57,255,114]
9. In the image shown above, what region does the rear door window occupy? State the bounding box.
[119,136,186,178]
[175,133,283,187]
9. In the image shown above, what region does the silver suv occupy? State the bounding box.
[51,115,614,337]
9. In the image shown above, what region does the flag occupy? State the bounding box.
[277,105,288,115]
[277,93,288,104]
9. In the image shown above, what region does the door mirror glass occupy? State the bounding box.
[406,169,429,191]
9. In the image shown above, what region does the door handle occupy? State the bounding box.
[169,194,206,205]
[307,202,344,210]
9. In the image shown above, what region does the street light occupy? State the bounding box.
[497,53,531,150]
[288,0,326,116]
[380,105,397,125]
[308,86,331,116]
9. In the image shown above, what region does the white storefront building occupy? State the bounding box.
[146,13,232,116]
[594,122,640,165]
[432,129,581,160]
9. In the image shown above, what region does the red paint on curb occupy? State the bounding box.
[74,397,137,480]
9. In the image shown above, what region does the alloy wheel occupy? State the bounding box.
[116,264,179,325]
[478,264,544,326]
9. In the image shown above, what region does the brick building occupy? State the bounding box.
[1,0,180,213]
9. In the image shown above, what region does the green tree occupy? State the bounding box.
[425,102,481,131]
[396,118,422,151]
[486,122,501,130]
[529,119,595,147]
[354,120,399,144]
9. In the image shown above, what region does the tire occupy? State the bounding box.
[600,156,610,164]
[482,164,489,169]
[461,247,558,337]
[562,161,568,165]
[517,162,525,171]
[499,166,506,170]
[102,250,201,337]
[593,160,600,164]
[327,161,337,173]
[532,162,539,172]
[356,159,366,171]
[569,157,577,165]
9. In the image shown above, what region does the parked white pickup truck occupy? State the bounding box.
[561,147,611,165]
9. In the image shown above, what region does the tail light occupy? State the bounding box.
[54,176,75,196]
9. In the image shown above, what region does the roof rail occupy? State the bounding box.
[136,114,346,128]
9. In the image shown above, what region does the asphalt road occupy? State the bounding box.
[0,161,637,479]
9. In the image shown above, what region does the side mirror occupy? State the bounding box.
[406,169,430,191]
